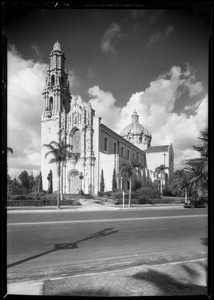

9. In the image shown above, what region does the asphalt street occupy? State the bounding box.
[7,207,208,283]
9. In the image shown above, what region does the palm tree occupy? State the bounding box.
[43,140,73,208]
[182,127,208,196]
[154,164,169,198]
[171,169,190,203]
[119,159,143,207]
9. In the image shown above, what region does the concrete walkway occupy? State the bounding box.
[7,258,207,296]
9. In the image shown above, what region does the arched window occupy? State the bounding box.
[51,75,55,86]
[49,97,53,110]
[127,150,130,160]
[121,147,124,157]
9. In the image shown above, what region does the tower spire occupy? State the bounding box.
[42,42,71,118]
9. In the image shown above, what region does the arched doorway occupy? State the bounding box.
[68,169,81,194]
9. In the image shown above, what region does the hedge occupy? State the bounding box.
[7,198,81,207]
[114,197,185,205]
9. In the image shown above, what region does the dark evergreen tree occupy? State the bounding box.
[39,171,43,192]
[10,177,25,195]
[100,169,105,193]
[47,170,53,194]
[18,170,30,191]
[112,168,117,191]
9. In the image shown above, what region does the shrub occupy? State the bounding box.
[111,192,123,199]
[131,186,160,200]
[7,199,44,206]
[7,197,82,207]
[162,187,175,197]
[27,191,47,199]
[10,195,30,200]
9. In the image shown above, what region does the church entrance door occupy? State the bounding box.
[68,170,81,194]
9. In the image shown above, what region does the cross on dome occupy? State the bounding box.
[131,110,139,124]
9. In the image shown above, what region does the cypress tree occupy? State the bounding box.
[100,169,105,193]
[39,171,43,192]
[49,170,53,194]
[112,168,117,191]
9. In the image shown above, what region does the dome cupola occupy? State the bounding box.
[121,111,152,150]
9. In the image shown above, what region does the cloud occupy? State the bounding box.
[7,45,47,178]
[101,23,121,55]
[31,45,41,57]
[147,25,174,47]
[88,65,207,170]
[88,85,121,129]
[68,69,79,90]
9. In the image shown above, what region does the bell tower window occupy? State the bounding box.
[49,97,53,110]
[51,75,55,86]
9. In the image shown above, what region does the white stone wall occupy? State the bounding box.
[41,114,60,191]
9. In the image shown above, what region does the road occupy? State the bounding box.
[7,207,208,283]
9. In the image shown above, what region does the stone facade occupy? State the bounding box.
[41,42,174,195]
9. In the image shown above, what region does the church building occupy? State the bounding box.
[41,42,174,195]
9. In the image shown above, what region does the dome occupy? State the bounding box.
[53,41,62,52]
[121,110,150,137]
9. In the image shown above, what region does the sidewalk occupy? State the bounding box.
[7,258,207,296]
[7,201,184,213]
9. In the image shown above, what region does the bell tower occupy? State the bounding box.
[42,41,71,117]
[41,41,71,191]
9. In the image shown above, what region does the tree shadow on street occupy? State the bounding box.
[131,266,207,296]
[7,227,119,268]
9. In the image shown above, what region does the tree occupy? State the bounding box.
[18,170,30,192]
[171,169,190,202]
[112,168,117,191]
[39,171,43,192]
[43,140,73,208]
[10,177,25,195]
[47,170,53,194]
[154,164,169,198]
[183,127,208,196]
[120,159,143,207]
[100,169,105,193]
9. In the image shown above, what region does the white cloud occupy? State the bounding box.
[68,69,79,90]
[88,85,121,130]
[88,66,207,170]
[148,25,174,47]
[101,23,121,55]
[7,45,47,178]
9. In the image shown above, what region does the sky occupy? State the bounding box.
[3,3,211,178]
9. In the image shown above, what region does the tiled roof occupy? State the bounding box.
[145,145,169,153]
